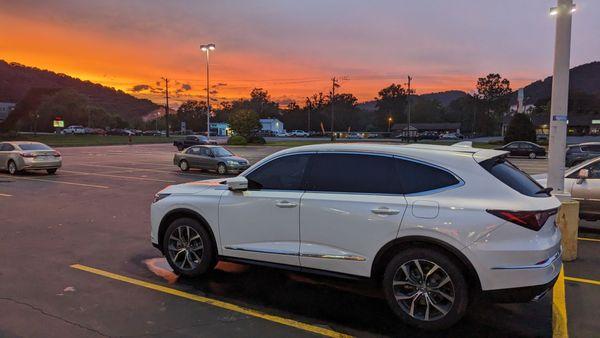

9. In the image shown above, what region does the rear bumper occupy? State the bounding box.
[482,273,559,303]
[21,158,62,170]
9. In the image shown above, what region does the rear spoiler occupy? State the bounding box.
[449,141,509,162]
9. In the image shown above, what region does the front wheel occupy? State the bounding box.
[47,168,57,174]
[163,218,215,277]
[7,161,18,175]
[382,248,469,330]
[217,163,227,175]
[179,160,189,171]
[528,152,537,159]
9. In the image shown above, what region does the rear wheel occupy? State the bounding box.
[217,163,227,175]
[179,160,189,171]
[528,152,537,159]
[382,248,469,330]
[7,161,18,175]
[47,168,57,174]
[177,145,184,151]
[163,218,215,277]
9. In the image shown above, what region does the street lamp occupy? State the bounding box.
[200,43,215,139]
[387,117,393,133]
[547,0,575,196]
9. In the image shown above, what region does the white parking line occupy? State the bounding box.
[9,176,109,189]
[59,170,176,183]
[0,193,12,197]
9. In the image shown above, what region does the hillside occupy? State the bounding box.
[520,61,600,104]
[0,60,159,119]
[357,90,467,112]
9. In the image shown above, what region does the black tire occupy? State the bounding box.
[217,163,227,175]
[177,145,184,151]
[47,168,57,174]
[163,217,216,277]
[7,160,18,175]
[179,160,190,171]
[382,247,469,330]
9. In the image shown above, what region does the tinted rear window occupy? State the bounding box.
[306,153,401,194]
[396,159,460,194]
[480,157,548,197]
[19,144,51,151]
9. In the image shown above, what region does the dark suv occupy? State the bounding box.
[566,142,600,167]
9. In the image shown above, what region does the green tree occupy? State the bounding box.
[177,100,207,132]
[35,89,89,132]
[228,109,262,138]
[504,113,536,143]
[474,74,512,135]
[375,84,408,130]
[411,98,445,123]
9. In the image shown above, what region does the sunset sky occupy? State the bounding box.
[1,0,599,106]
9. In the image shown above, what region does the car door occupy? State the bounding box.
[0,143,8,169]
[570,160,600,216]
[184,147,202,167]
[218,153,312,266]
[505,143,519,156]
[195,147,213,169]
[299,153,408,277]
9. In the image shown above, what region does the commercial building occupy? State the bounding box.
[0,102,16,123]
[209,122,230,136]
[259,118,284,134]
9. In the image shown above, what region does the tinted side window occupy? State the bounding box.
[480,157,547,197]
[396,159,460,194]
[306,153,401,194]
[0,144,14,151]
[588,145,600,152]
[246,154,310,190]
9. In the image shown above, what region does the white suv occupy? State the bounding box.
[150,143,561,329]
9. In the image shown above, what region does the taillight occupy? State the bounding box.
[19,152,36,158]
[53,151,61,157]
[487,208,558,231]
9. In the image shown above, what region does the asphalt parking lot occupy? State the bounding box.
[0,143,598,337]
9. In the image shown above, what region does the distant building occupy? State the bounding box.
[391,123,461,136]
[260,118,284,134]
[209,122,230,136]
[530,114,600,136]
[0,102,16,123]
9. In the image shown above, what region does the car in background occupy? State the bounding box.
[0,141,62,175]
[533,156,600,221]
[173,145,249,174]
[84,128,107,135]
[173,135,218,151]
[440,133,463,140]
[495,141,546,159]
[418,131,439,140]
[367,133,379,138]
[275,131,291,137]
[289,130,309,137]
[536,134,549,142]
[107,128,135,136]
[346,132,363,139]
[152,143,561,330]
[61,125,86,134]
[565,142,600,167]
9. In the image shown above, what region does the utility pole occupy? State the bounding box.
[406,75,412,142]
[162,77,170,138]
[307,99,311,134]
[330,77,340,140]
[547,0,575,195]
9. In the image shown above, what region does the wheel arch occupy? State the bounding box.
[158,208,218,254]
[371,236,481,292]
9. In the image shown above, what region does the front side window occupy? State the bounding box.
[305,153,401,194]
[246,154,311,190]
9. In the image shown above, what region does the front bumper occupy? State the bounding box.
[226,164,250,173]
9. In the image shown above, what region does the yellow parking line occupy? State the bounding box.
[552,267,568,338]
[0,193,12,197]
[10,176,109,189]
[565,276,600,286]
[60,170,176,183]
[578,237,600,243]
[70,264,351,338]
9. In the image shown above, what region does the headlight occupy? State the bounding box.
[226,160,237,166]
[153,193,171,203]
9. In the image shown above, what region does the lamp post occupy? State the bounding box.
[387,117,393,133]
[547,0,575,195]
[200,43,216,139]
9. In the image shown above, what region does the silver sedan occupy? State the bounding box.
[0,141,62,175]
[173,145,249,175]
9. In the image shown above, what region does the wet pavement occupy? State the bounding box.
[0,143,598,337]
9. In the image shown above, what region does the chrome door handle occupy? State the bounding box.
[276,200,297,208]
[371,207,400,215]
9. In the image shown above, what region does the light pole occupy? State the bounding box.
[387,117,393,133]
[200,43,215,139]
[547,0,575,196]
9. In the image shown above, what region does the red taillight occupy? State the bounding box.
[487,208,558,231]
[53,151,61,157]
[19,152,36,158]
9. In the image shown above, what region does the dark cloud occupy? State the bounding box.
[131,84,151,92]
[181,83,192,91]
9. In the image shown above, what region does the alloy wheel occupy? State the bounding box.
[217,164,227,175]
[8,161,16,175]
[392,259,455,321]
[167,225,204,271]
[180,160,189,171]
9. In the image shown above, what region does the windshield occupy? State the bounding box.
[212,147,233,157]
[19,143,52,151]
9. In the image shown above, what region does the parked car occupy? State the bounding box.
[440,133,462,140]
[143,130,163,136]
[289,130,309,137]
[495,141,546,159]
[533,156,600,221]
[346,132,363,139]
[0,141,61,175]
[173,145,249,174]
[151,143,561,330]
[275,131,291,137]
[367,133,379,139]
[84,128,107,135]
[107,128,134,136]
[61,125,86,135]
[173,135,217,150]
[418,131,439,140]
[565,142,600,167]
[536,134,549,142]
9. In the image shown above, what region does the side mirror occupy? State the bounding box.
[227,176,248,191]
[577,169,589,182]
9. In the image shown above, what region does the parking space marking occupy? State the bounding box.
[565,276,600,286]
[59,170,176,183]
[0,193,12,197]
[8,176,109,189]
[552,267,568,338]
[74,163,175,173]
[70,264,352,338]
[578,237,600,243]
